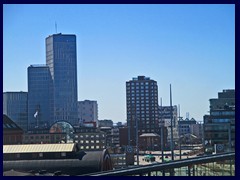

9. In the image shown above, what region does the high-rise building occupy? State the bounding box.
[78,100,98,127]
[203,89,235,153]
[3,92,28,132]
[46,33,78,125]
[27,65,52,130]
[126,76,159,146]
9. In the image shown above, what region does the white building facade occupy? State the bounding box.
[78,100,98,127]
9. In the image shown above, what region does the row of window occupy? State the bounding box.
[79,145,105,149]
[128,106,158,109]
[24,135,61,140]
[127,110,159,113]
[212,119,231,123]
[127,110,159,114]
[128,95,158,99]
[127,81,157,85]
[127,90,157,94]
[127,100,158,104]
[141,129,155,132]
[78,140,105,144]
[210,111,235,116]
[76,134,105,138]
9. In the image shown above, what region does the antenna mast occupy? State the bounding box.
[55,22,57,34]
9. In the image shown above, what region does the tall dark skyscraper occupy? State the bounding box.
[28,65,52,129]
[126,76,159,146]
[46,33,78,125]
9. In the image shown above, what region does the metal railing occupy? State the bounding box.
[80,152,235,176]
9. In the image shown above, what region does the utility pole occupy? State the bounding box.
[228,123,231,152]
[55,22,57,33]
[178,104,182,160]
[170,84,174,161]
[135,114,139,165]
[128,119,130,146]
[160,98,164,163]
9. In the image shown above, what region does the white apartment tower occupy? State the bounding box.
[78,100,98,127]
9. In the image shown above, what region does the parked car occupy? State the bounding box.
[143,155,155,162]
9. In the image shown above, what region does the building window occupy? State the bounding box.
[39,153,43,157]
[61,152,66,157]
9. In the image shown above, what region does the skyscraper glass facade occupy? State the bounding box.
[3,92,28,132]
[46,33,78,125]
[28,65,52,130]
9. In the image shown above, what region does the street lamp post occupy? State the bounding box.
[179,136,183,160]
[170,84,174,161]
[160,98,164,163]
[178,104,182,160]
[228,123,232,152]
[135,115,139,166]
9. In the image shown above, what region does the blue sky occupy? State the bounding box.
[3,4,235,122]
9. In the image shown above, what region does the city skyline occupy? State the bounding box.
[3,4,235,122]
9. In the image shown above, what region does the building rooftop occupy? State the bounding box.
[3,143,77,154]
[140,133,160,137]
[29,64,48,68]
[3,115,23,132]
[132,76,151,81]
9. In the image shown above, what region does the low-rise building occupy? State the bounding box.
[3,115,24,145]
[75,127,106,151]
[139,133,161,151]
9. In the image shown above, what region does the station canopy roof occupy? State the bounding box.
[3,143,77,154]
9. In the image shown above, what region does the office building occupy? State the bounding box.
[78,100,98,127]
[46,33,78,125]
[3,115,24,145]
[28,65,52,130]
[99,119,113,127]
[203,89,235,153]
[178,118,203,143]
[126,76,159,146]
[74,127,106,151]
[3,92,28,132]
